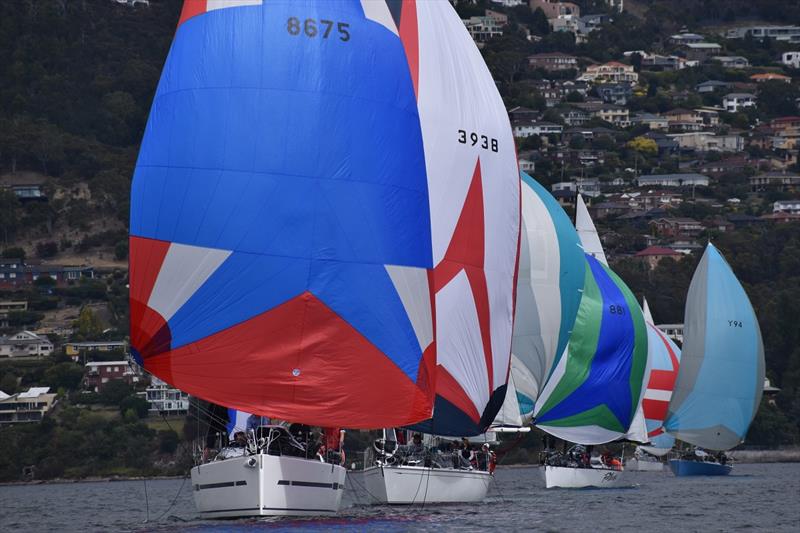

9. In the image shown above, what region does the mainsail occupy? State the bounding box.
[129,0,518,430]
[575,194,607,265]
[533,254,648,444]
[663,244,765,450]
[640,298,681,453]
[493,173,583,427]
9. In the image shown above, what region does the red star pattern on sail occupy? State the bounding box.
[432,159,494,398]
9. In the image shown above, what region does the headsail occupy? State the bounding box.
[664,244,764,450]
[575,194,607,265]
[129,1,517,430]
[534,254,648,444]
[402,0,520,436]
[493,173,583,427]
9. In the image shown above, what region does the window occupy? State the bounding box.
[9,273,15,279]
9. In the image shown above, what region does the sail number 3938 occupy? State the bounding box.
[287,17,350,41]
[458,130,499,152]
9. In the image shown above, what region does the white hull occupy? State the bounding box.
[357,465,492,504]
[191,454,345,517]
[626,458,664,472]
[543,465,623,489]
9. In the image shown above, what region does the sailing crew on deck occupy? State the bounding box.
[408,433,425,456]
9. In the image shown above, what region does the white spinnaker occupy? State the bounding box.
[575,194,607,266]
[417,1,519,410]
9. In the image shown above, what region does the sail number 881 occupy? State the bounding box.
[458,130,498,152]
[609,305,625,315]
[287,17,350,41]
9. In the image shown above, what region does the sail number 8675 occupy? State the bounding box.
[287,17,350,41]
[458,130,499,152]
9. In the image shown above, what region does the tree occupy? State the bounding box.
[0,190,20,245]
[99,380,133,406]
[36,241,58,258]
[757,81,800,118]
[120,395,149,419]
[44,363,84,391]
[531,8,550,35]
[1,247,25,259]
[627,136,658,156]
[74,306,104,339]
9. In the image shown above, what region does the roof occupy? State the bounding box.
[724,92,756,98]
[750,73,790,80]
[686,42,721,48]
[696,80,730,87]
[635,246,682,257]
[68,341,127,347]
[85,360,131,367]
[0,171,48,187]
[18,387,51,398]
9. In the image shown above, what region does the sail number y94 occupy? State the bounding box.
[287,17,350,41]
[458,130,498,152]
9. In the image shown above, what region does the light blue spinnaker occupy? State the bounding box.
[663,243,765,450]
[494,173,584,426]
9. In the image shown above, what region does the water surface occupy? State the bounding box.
[2,463,798,532]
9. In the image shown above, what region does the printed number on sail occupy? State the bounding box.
[728,320,743,328]
[287,17,350,41]
[458,130,498,152]
[609,305,625,315]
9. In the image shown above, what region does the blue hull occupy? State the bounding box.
[668,459,732,476]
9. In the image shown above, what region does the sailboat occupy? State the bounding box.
[626,298,682,472]
[663,243,764,476]
[534,194,649,488]
[128,0,519,516]
[356,0,520,505]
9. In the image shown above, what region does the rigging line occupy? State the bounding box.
[142,477,150,523]
[154,474,190,522]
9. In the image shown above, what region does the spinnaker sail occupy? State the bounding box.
[402,0,520,436]
[129,0,519,431]
[534,254,648,444]
[663,244,764,450]
[640,298,681,453]
[493,172,583,427]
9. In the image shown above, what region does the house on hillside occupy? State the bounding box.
[83,360,141,392]
[0,331,53,358]
[144,376,189,415]
[782,51,800,69]
[650,217,704,238]
[635,246,684,269]
[0,172,48,202]
[579,61,638,84]
[66,340,128,362]
[528,52,578,71]
[695,80,731,93]
[749,172,800,192]
[774,199,800,213]
[637,173,709,188]
[726,26,800,43]
[683,42,722,62]
[711,56,749,69]
[0,387,58,425]
[0,258,95,289]
[750,72,792,84]
[723,93,756,113]
[0,300,27,328]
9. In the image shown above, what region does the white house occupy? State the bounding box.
[512,120,563,138]
[0,331,53,358]
[637,173,710,187]
[782,51,800,69]
[774,199,800,213]
[722,93,756,113]
[144,376,189,414]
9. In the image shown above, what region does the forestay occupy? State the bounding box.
[493,173,583,427]
[129,0,517,430]
[664,244,764,450]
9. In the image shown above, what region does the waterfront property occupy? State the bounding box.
[83,360,141,392]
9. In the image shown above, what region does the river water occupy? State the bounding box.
[2,463,798,532]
